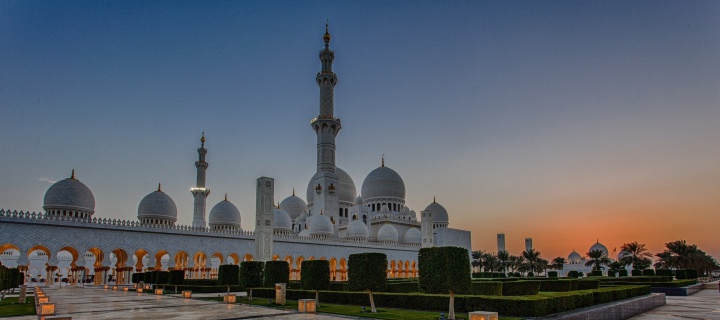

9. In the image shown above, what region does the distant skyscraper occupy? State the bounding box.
[497,233,506,252]
[525,238,533,251]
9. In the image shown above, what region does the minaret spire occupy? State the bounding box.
[191,132,210,228]
[71,168,75,179]
[309,23,341,221]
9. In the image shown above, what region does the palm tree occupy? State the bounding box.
[620,242,652,270]
[497,250,510,275]
[585,249,611,271]
[656,240,720,275]
[608,261,625,272]
[654,251,672,270]
[471,250,484,273]
[550,257,566,270]
[483,254,501,272]
[507,255,524,274]
[521,249,543,275]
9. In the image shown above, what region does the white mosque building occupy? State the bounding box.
[0,26,470,285]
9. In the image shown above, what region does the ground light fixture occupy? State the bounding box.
[469,311,499,320]
[298,299,316,313]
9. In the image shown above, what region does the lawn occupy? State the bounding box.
[0,297,36,317]
[197,297,521,320]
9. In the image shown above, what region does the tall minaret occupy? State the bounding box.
[191,132,210,228]
[309,23,341,221]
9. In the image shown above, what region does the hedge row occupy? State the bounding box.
[655,269,673,277]
[252,285,650,317]
[597,276,672,283]
[170,285,245,293]
[472,272,507,278]
[539,280,573,292]
[600,279,697,288]
[471,281,503,296]
[385,282,420,293]
[577,280,599,290]
[502,281,540,296]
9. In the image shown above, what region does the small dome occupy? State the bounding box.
[410,210,417,219]
[280,194,308,220]
[380,205,390,212]
[208,198,241,228]
[377,224,398,242]
[568,250,582,263]
[43,171,96,214]
[273,207,292,232]
[298,229,311,237]
[403,227,422,244]
[138,186,177,222]
[309,213,334,236]
[355,196,364,205]
[361,165,406,201]
[618,250,632,260]
[306,167,357,205]
[424,200,448,224]
[400,207,410,214]
[345,219,369,239]
[589,241,609,256]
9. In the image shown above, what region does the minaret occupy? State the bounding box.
[309,23,341,221]
[497,233,506,252]
[255,177,274,261]
[191,132,210,228]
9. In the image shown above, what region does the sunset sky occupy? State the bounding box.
[1,1,718,260]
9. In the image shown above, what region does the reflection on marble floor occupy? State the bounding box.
[5,285,351,320]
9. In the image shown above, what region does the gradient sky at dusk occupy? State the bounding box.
[1,1,719,260]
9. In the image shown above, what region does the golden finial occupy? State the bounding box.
[71,168,75,180]
[157,183,162,192]
[200,130,205,146]
[433,196,436,203]
[224,193,228,201]
[320,209,324,215]
[292,187,295,196]
[323,20,331,43]
[381,154,385,167]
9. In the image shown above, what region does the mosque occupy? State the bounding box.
[0,26,471,285]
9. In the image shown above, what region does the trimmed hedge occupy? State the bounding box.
[168,270,184,285]
[631,269,643,276]
[591,270,603,277]
[418,247,471,294]
[218,264,240,286]
[156,271,169,285]
[675,269,687,279]
[607,270,617,277]
[642,269,655,276]
[348,252,387,292]
[471,281,503,296]
[567,271,579,278]
[184,279,218,286]
[685,269,698,279]
[263,261,289,288]
[385,282,419,293]
[577,280,599,290]
[300,260,330,291]
[618,269,628,277]
[655,269,673,277]
[502,280,540,296]
[547,271,558,278]
[539,280,572,292]
[472,272,507,279]
[600,279,697,288]
[240,261,264,288]
[250,285,650,317]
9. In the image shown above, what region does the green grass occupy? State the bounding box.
[0,297,36,317]
[196,297,521,320]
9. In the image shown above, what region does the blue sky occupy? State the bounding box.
[1,1,719,259]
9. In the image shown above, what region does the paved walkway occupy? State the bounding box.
[6,285,720,319]
[629,289,720,320]
[4,285,348,320]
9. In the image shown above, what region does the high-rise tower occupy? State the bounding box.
[309,24,341,220]
[191,132,210,228]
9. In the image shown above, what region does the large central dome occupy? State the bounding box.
[306,167,357,205]
[361,165,405,201]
